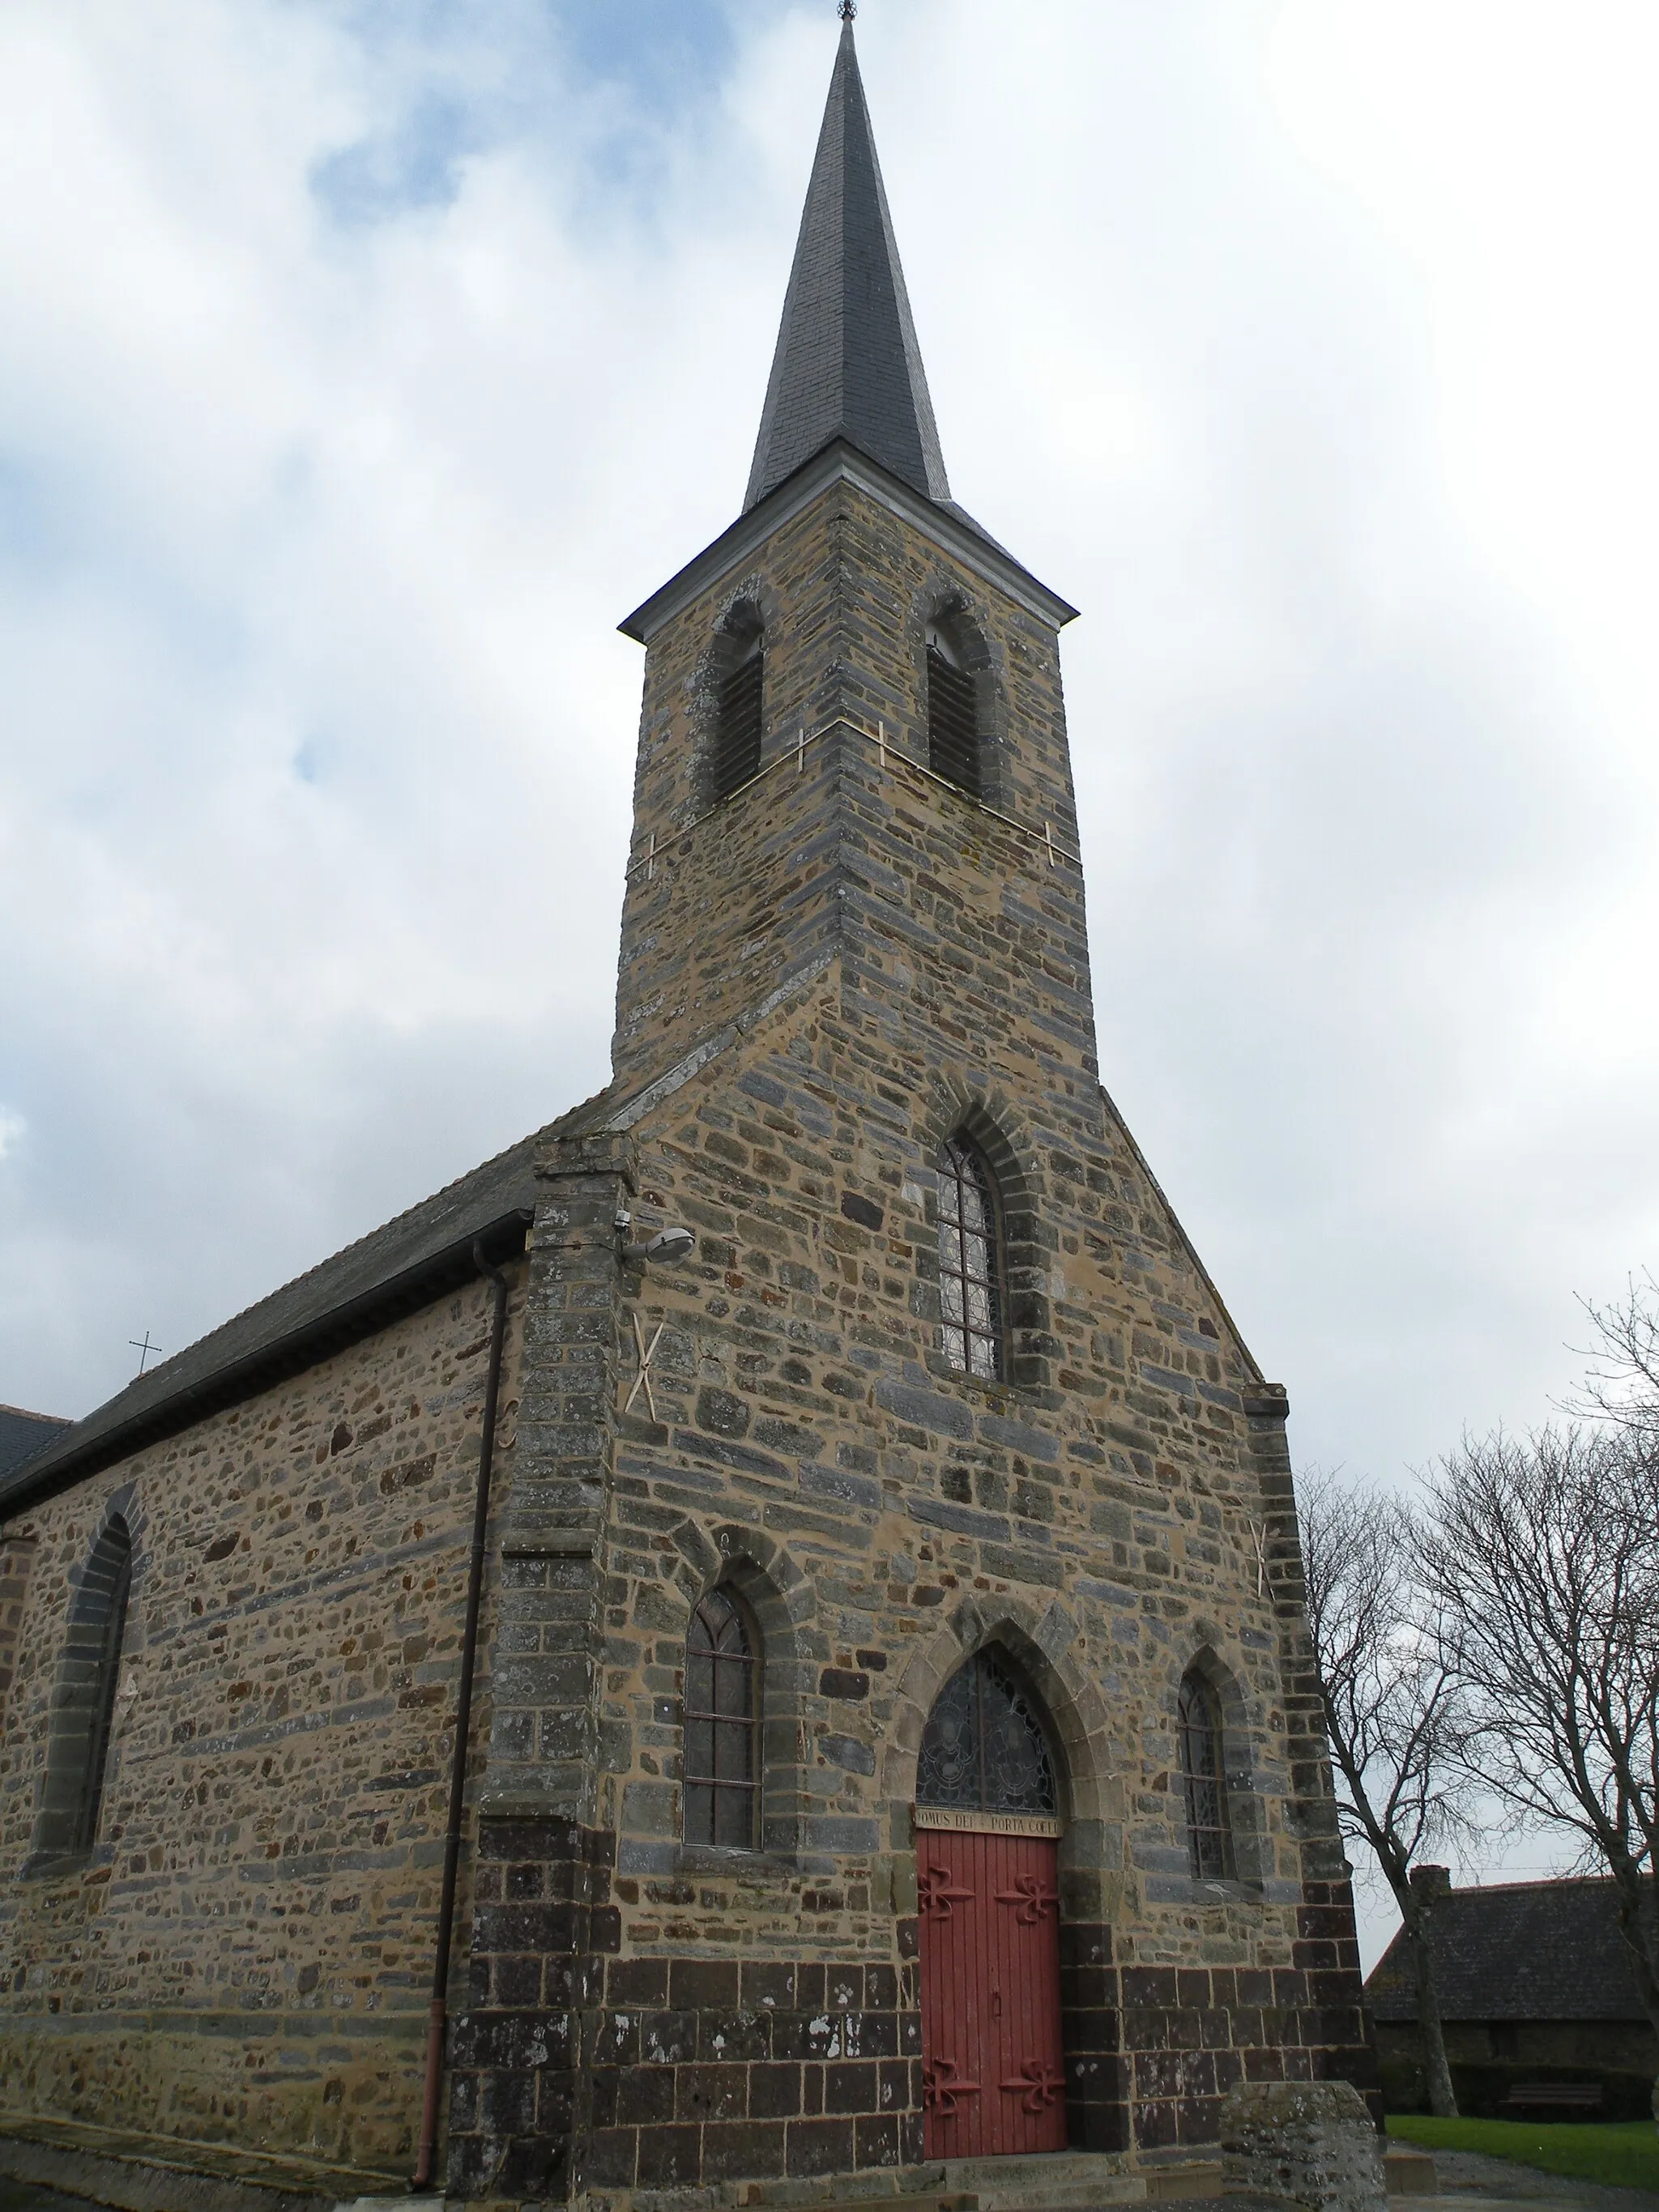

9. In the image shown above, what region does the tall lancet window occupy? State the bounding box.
[1179,1669,1234,1880]
[926,621,979,798]
[937,1133,1003,1380]
[712,607,765,801]
[34,1515,133,1860]
[684,1588,759,1848]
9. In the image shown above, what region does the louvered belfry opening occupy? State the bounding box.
[712,614,765,802]
[927,624,979,798]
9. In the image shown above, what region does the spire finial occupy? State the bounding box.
[838,1,855,21]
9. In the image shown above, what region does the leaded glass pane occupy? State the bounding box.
[714,1784,751,1848]
[915,1664,979,1808]
[936,1135,1004,1379]
[685,1715,714,1779]
[1179,1673,1232,1880]
[916,1652,1056,1815]
[684,1590,758,1848]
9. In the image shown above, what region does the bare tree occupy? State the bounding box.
[1575,1273,1659,1446]
[1422,1426,1659,2086]
[1299,1469,1474,2117]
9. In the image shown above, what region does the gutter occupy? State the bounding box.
[412,1238,511,2193]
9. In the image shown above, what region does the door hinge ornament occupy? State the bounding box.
[918,1863,975,1916]
[995,1873,1060,1922]
[1000,2057,1065,2111]
[923,2056,981,2113]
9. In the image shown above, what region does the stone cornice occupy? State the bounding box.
[619,437,1080,644]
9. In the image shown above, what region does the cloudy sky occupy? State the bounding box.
[4,1,1657,1952]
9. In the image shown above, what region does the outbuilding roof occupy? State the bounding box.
[1365,1877,1651,2025]
[0,1405,71,1482]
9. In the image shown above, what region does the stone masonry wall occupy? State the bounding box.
[0,1534,37,1724]
[611,475,1087,1093]
[0,1268,527,2181]
[444,470,1373,2200]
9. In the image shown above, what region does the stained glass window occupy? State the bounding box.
[938,1135,1002,1380]
[917,1652,1056,1815]
[1178,1671,1232,1880]
[684,1588,758,1848]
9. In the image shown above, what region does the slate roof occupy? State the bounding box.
[0,1085,621,1522]
[745,19,951,513]
[0,1406,71,1482]
[1365,1878,1650,2024]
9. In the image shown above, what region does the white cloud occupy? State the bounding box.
[0,1112,25,1164]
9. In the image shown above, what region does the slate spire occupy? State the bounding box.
[744,15,950,511]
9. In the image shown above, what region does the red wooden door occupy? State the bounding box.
[917,1828,1065,2158]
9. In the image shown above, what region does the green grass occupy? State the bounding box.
[1386,2116,1659,2193]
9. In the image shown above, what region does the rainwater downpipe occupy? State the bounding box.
[412,1238,510,2193]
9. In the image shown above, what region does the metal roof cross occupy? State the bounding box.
[129,1330,164,1376]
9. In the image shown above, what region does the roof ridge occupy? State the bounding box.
[0,1404,70,1427]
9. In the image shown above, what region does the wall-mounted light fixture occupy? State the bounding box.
[616,1212,695,1268]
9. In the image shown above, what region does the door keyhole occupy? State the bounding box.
[992,1984,1002,2018]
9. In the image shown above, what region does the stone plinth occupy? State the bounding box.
[1220,2081,1384,2212]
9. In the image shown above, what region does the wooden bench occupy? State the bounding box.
[1501,2082,1604,2116]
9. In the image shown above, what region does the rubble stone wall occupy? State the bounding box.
[452,471,1374,2201]
[0,1271,527,2180]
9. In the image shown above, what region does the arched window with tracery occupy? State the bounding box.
[711,607,765,801]
[926,618,980,798]
[33,1515,132,1862]
[937,1132,1003,1380]
[684,1587,759,1848]
[917,1648,1056,1815]
[1178,1669,1233,1880]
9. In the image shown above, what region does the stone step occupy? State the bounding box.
[942,2152,1146,2212]
[725,2178,958,2212]
[1144,2160,1224,2202]
[1384,2148,1439,2198]
[727,2153,1225,2212]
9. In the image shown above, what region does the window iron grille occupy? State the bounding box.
[684,1587,758,1848]
[938,1135,1002,1380]
[1178,1672,1233,1880]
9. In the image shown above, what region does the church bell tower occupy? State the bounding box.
[446,13,1375,2198]
[611,11,1090,1106]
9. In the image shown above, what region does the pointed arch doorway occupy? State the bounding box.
[915,1650,1067,2159]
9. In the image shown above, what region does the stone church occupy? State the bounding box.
[0,17,1374,2209]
